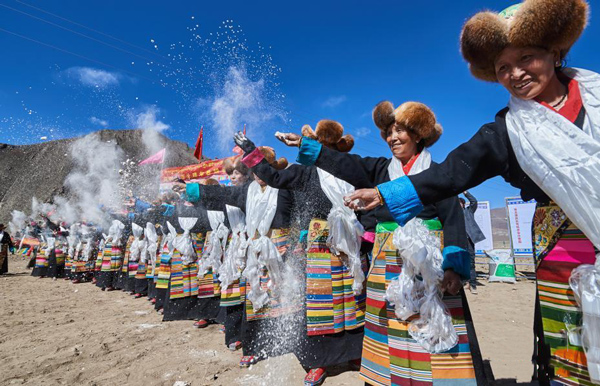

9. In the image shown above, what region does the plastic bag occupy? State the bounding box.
[486,249,516,283]
[569,256,600,383]
[385,218,458,353]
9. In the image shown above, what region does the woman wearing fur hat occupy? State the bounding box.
[178,148,299,368]
[277,102,482,385]
[348,0,597,384]
[233,122,368,386]
[213,156,251,351]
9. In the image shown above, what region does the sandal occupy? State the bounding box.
[150,298,156,304]
[219,325,226,334]
[134,293,143,298]
[194,319,209,328]
[239,355,258,368]
[304,368,327,386]
[228,341,242,351]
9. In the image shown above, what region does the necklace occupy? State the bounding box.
[551,89,568,109]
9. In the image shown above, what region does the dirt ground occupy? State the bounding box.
[0,255,536,385]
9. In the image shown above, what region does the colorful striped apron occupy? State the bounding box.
[196,231,222,299]
[360,221,477,386]
[305,218,366,336]
[533,204,596,385]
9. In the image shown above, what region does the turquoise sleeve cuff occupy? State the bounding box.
[442,246,471,280]
[296,137,322,166]
[377,176,423,226]
[185,183,200,203]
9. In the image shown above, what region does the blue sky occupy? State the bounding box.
[1,0,599,208]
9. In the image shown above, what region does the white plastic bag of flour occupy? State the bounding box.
[485,249,516,283]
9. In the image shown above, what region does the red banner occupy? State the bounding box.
[161,156,237,183]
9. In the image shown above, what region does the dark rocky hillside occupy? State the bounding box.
[0,129,200,223]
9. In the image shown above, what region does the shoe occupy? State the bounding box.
[239,356,258,368]
[151,298,157,304]
[304,368,327,386]
[105,287,115,292]
[228,341,242,351]
[194,319,209,328]
[134,293,143,298]
[470,287,478,295]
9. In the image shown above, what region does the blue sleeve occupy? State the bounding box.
[377,176,424,226]
[135,198,152,213]
[185,183,200,203]
[442,246,471,280]
[162,204,175,217]
[296,137,322,166]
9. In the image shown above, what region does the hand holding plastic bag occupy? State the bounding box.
[385,218,457,353]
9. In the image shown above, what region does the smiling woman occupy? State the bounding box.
[348,0,598,384]
[278,101,484,385]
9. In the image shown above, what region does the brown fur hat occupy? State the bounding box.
[301,120,355,152]
[259,146,288,170]
[461,0,589,82]
[373,101,443,148]
[222,155,250,176]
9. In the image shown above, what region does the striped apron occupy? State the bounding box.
[360,221,477,386]
[533,203,596,385]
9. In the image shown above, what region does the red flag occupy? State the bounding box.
[243,124,246,136]
[194,127,204,160]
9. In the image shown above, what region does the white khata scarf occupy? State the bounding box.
[128,223,145,262]
[106,220,125,247]
[67,224,80,261]
[316,168,365,294]
[199,211,229,277]
[242,181,281,311]
[144,222,159,272]
[506,67,600,252]
[174,217,199,265]
[220,205,248,289]
[386,148,460,353]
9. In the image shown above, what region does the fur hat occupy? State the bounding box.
[301,120,354,152]
[372,101,443,148]
[461,0,589,82]
[222,156,250,176]
[259,146,288,170]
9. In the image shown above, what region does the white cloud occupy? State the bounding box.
[354,127,372,138]
[89,116,109,128]
[66,67,121,88]
[322,95,347,108]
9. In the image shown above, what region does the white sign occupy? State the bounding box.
[474,201,493,255]
[506,197,536,256]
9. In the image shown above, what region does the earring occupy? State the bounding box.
[555,61,561,67]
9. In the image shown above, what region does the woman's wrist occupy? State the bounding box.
[374,187,384,207]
